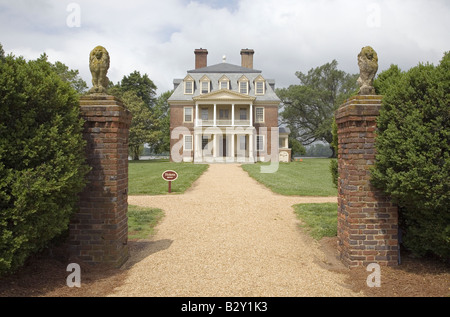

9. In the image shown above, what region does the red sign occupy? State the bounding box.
[162,170,178,182]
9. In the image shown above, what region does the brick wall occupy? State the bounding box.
[335,95,398,267]
[68,95,132,267]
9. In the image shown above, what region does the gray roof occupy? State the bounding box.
[169,63,280,103]
[279,127,291,134]
[188,62,262,74]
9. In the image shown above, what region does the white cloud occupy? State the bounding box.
[0,0,448,94]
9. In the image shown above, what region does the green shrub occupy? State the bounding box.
[0,53,89,275]
[371,52,450,259]
[330,116,338,187]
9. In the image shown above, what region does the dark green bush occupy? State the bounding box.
[330,116,338,188]
[371,52,450,259]
[0,53,89,275]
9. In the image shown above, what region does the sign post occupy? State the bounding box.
[162,170,178,193]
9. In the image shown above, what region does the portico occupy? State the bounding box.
[193,90,256,163]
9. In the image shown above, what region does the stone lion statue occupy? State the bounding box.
[357,46,378,95]
[88,46,110,94]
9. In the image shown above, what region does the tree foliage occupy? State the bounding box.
[50,60,88,94]
[109,72,171,159]
[0,52,89,275]
[277,60,358,155]
[371,52,450,259]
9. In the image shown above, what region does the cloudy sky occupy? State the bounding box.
[1,0,449,95]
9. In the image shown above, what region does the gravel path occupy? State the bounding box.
[110,164,360,297]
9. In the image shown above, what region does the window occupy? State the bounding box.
[184,107,193,122]
[240,108,247,120]
[254,75,265,95]
[219,109,229,119]
[256,135,264,151]
[240,135,247,151]
[184,75,194,94]
[255,107,264,123]
[255,81,265,95]
[185,81,193,94]
[200,75,211,94]
[238,76,249,94]
[219,76,230,90]
[239,81,248,94]
[201,108,208,120]
[184,135,193,151]
[201,81,209,94]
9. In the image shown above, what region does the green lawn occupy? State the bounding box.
[128,205,164,240]
[128,159,209,195]
[241,159,337,196]
[293,203,338,240]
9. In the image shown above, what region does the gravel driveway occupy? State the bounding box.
[110,164,359,297]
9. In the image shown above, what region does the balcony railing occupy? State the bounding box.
[196,119,251,127]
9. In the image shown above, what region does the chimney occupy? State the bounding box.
[194,48,208,69]
[240,48,254,69]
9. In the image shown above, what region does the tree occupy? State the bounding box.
[152,90,172,154]
[374,64,403,95]
[110,72,171,159]
[50,60,88,94]
[119,70,157,107]
[289,137,306,158]
[0,43,5,61]
[371,52,450,259]
[277,60,358,157]
[0,53,89,275]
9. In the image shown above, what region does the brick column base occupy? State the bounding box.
[69,95,132,268]
[335,95,398,267]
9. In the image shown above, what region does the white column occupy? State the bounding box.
[213,134,217,158]
[195,103,199,127]
[250,103,253,127]
[249,131,254,162]
[231,133,235,162]
[232,104,235,127]
[213,104,217,127]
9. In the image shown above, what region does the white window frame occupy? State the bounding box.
[239,81,248,94]
[184,107,193,123]
[256,135,265,152]
[200,76,211,94]
[201,108,208,120]
[238,76,249,95]
[184,135,193,151]
[255,107,264,123]
[255,81,265,95]
[184,80,194,94]
[240,108,247,120]
[220,80,229,90]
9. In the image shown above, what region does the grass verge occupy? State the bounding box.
[128,205,164,240]
[293,203,338,240]
[129,159,209,195]
[241,159,337,196]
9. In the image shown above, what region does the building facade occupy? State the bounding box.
[169,48,290,163]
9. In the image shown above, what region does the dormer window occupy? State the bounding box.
[238,75,249,95]
[254,75,265,95]
[219,75,230,90]
[200,75,211,94]
[184,75,194,95]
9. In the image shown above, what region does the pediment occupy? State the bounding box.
[193,89,256,101]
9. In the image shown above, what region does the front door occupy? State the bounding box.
[222,138,227,157]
